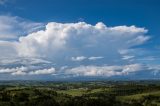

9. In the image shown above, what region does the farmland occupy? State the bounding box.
[0,80,160,106]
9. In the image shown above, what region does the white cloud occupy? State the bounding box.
[29,67,56,75]
[147,65,160,71]
[122,64,144,74]
[15,22,149,60]
[146,64,160,76]
[88,56,104,60]
[65,65,122,77]
[122,55,135,60]
[71,56,104,61]
[0,57,51,65]
[65,64,143,77]
[71,56,87,61]
[11,71,27,76]
[0,66,28,73]
[0,41,17,58]
[0,15,43,40]
[137,56,156,61]
[0,18,153,78]
[0,64,157,77]
[0,20,149,61]
[60,66,68,70]
[0,66,56,76]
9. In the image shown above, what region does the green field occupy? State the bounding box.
[118,91,160,100]
[58,88,111,96]
[57,89,87,96]
[0,81,160,106]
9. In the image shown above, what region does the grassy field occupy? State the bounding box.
[0,81,160,106]
[117,90,160,100]
[57,89,87,96]
[57,88,111,96]
[117,90,160,106]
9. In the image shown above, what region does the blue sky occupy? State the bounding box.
[0,0,160,80]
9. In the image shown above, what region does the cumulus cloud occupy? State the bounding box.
[11,71,27,76]
[0,66,56,76]
[0,21,149,60]
[15,22,149,59]
[122,55,135,60]
[65,64,144,77]
[0,57,51,65]
[137,56,156,61]
[0,15,43,40]
[88,56,104,60]
[147,65,160,71]
[29,68,56,75]
[0,64,158,77]
[0,66,28,73]
[65,65,122,77]
[0,41,17,58]
[122,64,144,74]
[71,56,104,61]
[0,17,154,79]
[71,56,87,61]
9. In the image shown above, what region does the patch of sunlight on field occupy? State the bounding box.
[117,91,160,101]
[57,89,87,96]
[89,88,110,93]
[57,88,110,96]
[5,87,27,91]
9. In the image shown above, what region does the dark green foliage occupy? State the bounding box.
[0,81,159,106]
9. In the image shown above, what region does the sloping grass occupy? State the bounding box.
[117,90,160,101]
[57,88,110,96]
[57,89,87,96]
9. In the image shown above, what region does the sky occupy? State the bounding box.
[0,0,160,80]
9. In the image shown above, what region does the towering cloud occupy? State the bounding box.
[0,17,155,79]
[16,22,149,60]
